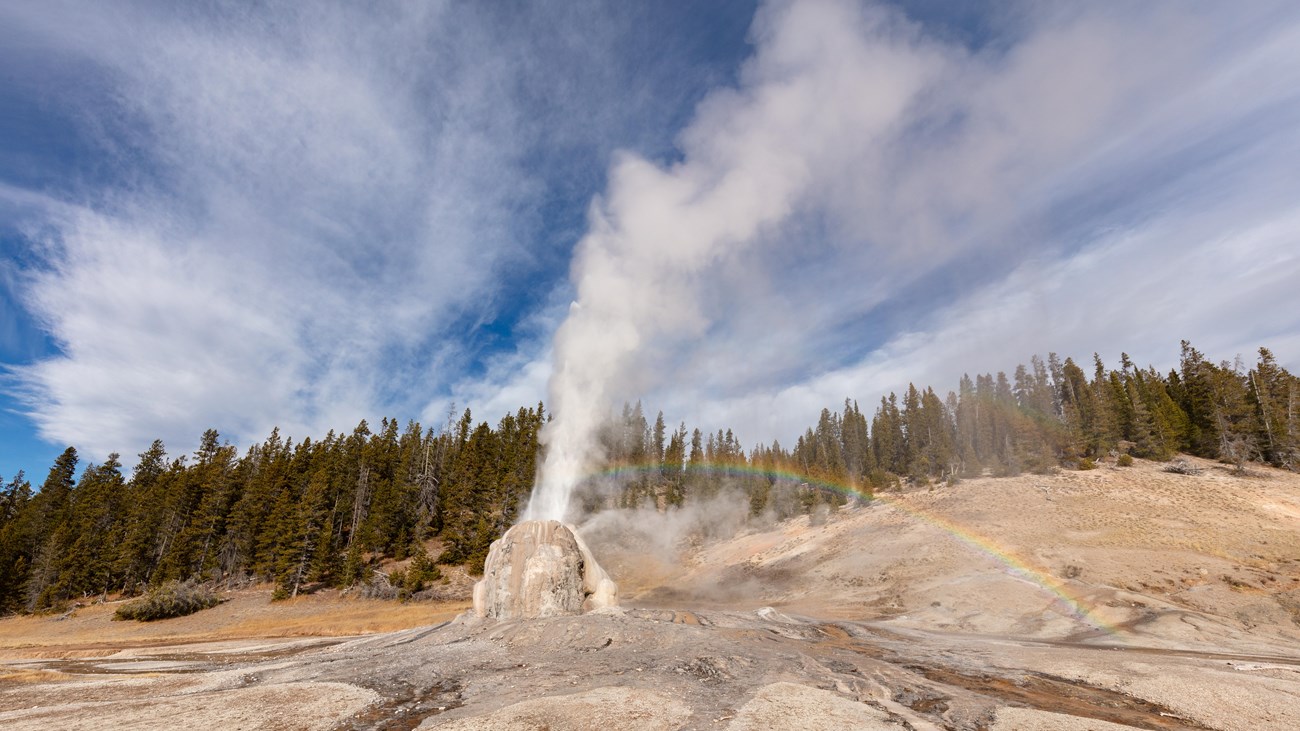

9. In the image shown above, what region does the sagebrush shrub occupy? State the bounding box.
[114,581,218,622]
[1164,458,1203,475]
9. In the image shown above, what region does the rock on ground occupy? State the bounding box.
[726,682,897,731]
[0,681,377,731]
[473,520,618,620]
[423,686,691,730]
[989,707,1143,730]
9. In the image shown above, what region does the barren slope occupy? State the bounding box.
[2,456,1299,730]
[615,455,1300,652]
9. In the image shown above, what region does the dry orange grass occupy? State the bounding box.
[219,595,469,638]
[0,587,469,658]
[0,668,72,683]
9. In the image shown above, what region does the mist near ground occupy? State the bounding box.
[576,489,753,589]
[572,477,847,606]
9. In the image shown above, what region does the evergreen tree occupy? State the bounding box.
[52,454,126,600]
[653,411,667,466]
[114,441,168,592]
[1249,348,1299,469]
[1209,357,1259,472]
[1177,341,1219,456]
[24,447,78,610]
[2,340,1295,616]
[840,399,872,483]
[1089,354,1121,454]
[919,388,955,480]
[871,394,904,476]
[0,472,33,613]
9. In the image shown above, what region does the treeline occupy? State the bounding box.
[787,342,1298,483]
[581,342,1298,512]
[0,342,1295,613]
[0,408,543,614]
[540,343,1300,520]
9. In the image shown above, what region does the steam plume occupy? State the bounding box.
[523,0,1293,521]
[523,0,938,519]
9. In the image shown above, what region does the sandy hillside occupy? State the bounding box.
[614,455,1300,651]
[1,456,1298,730]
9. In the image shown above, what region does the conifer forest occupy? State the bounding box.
[0,341,1295,614]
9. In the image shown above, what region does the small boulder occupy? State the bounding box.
[473,520,619,620]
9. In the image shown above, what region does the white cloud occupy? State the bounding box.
[694,198,1300,445]
[4,0,1298,480]
[530,0,1300,513]
[422,290,569,430]
[0,1,618,458]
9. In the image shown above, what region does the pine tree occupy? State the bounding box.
[24,447,78,610]
[279,465,332,598]
[170,431,240,582]
[954,375,981,475]
[1209,357,1258,472]
[114,441,169,592]
[840,399,872,484]
[653,411,667,467]
[920,388,955,480]
[808,409,846,483]
[227,428,292,581]
[664,424,686,507]
[872,394,905,476]
[1249,348,1299,469]
[438,421,500,566]
[0,472,33,613]
[901,385,926,479]
[1177,341,1219,456]
[1057,358,1094,458]
[1089,355,1121,454]
[53,455,126,600]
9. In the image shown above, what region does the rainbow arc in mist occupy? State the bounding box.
[579,462,1124,638]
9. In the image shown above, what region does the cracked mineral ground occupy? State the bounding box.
[3,456,1300,730]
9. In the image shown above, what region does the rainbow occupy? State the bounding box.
[580,462,1124,638]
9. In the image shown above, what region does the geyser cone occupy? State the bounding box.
[473,520,619,620]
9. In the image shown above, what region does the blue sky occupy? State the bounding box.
[2,0,1299,483]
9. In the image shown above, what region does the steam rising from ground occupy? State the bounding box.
[523,0,1300,521]
[573,479,846,604]
[575,489,757,602]
[524,0,941,519]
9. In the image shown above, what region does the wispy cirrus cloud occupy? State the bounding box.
[684,0,1300,446]
[4,1,529,456]
[0,0,752,460]
[3,0,1298,480]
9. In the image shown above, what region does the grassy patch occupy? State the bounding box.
[0,668,71,683]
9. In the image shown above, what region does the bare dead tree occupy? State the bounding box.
[350,464,371,541]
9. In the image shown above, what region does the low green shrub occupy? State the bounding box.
[393,546,445,599]
[1116,454,1134,467]
[1077,457,1097,471]
[114,581,219,622]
